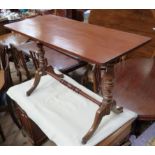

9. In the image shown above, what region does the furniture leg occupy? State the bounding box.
[82,103,111,144]
[82,63,123,144]
[26,70,42,96]
[26,42,64,96]
[7,97,21,129]
[26,42,46,96]
[93,64,102,94]
[19,51,31,80]
[102,64,123,113]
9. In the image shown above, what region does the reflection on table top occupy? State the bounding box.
[5,15,151,64]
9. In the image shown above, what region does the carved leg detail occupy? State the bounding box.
[26,42,46,96]
[82,63,123,144]
[26,70,42,96]
[81,64,92,86]
[82,103,111,144]
[93,64,102,94]
[102,64,114,103]
[46,66,64,78]
[102,64,123,113]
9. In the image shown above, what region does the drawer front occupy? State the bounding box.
[15,104,47,145]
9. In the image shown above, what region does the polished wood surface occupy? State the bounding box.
[5,15,151,64]
[88,10,155,120]
[89,9,155,59]
[97,119,134,146]
[4,15,151,143]
[0,32,29,47]
[0,70,4,90]
[114,58,155,120]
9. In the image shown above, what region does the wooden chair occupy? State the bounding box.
[0,32,30,82]
[15,41,87,74]
[0,43,21,139]
[10,44,31,82]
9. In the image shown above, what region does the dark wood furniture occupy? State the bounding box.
[0,70,5,142]
[0,32,29,48]
[10,44,31,82]
[0,32,30,82]
[89,9,155,59]
[88,9,155,120]
[15,104,47,145]
[114,57,155,120]
[15,41,87,74]
[4,15,150,144]
[0,18,10,35]
[54,9,84,21]
[65,9,84,21]
[0,44,21,141]
[14,104,135,146]
[0,70,4,89]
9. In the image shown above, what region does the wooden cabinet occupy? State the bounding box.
[15,104,47,145]
[0,19,10,35]
[55,9,84,21]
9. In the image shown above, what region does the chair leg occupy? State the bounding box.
[7,96,21,129]
[0,125,5,142]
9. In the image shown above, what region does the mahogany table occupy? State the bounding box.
[4,15,151,143]
[114,58,155,120]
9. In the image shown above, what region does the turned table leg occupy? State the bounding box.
[102,63,123,113]
[26,42,64,96]
[93,64,102,94]
[82,63,123,144]
[26,42,46,96]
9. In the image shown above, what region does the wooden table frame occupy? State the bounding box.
[4,15,151,144]
[25,42,123,144]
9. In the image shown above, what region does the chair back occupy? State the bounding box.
[10,44,30,81]
[0,43,12,90]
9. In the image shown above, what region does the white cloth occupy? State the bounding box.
[7,73,137,146]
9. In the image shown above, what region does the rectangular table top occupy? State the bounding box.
[5,15,151,64]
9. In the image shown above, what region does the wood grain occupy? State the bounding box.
[97,119,134,146]
[114,58,155,120]
[4,15,151,64]
[89,9,155,59]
